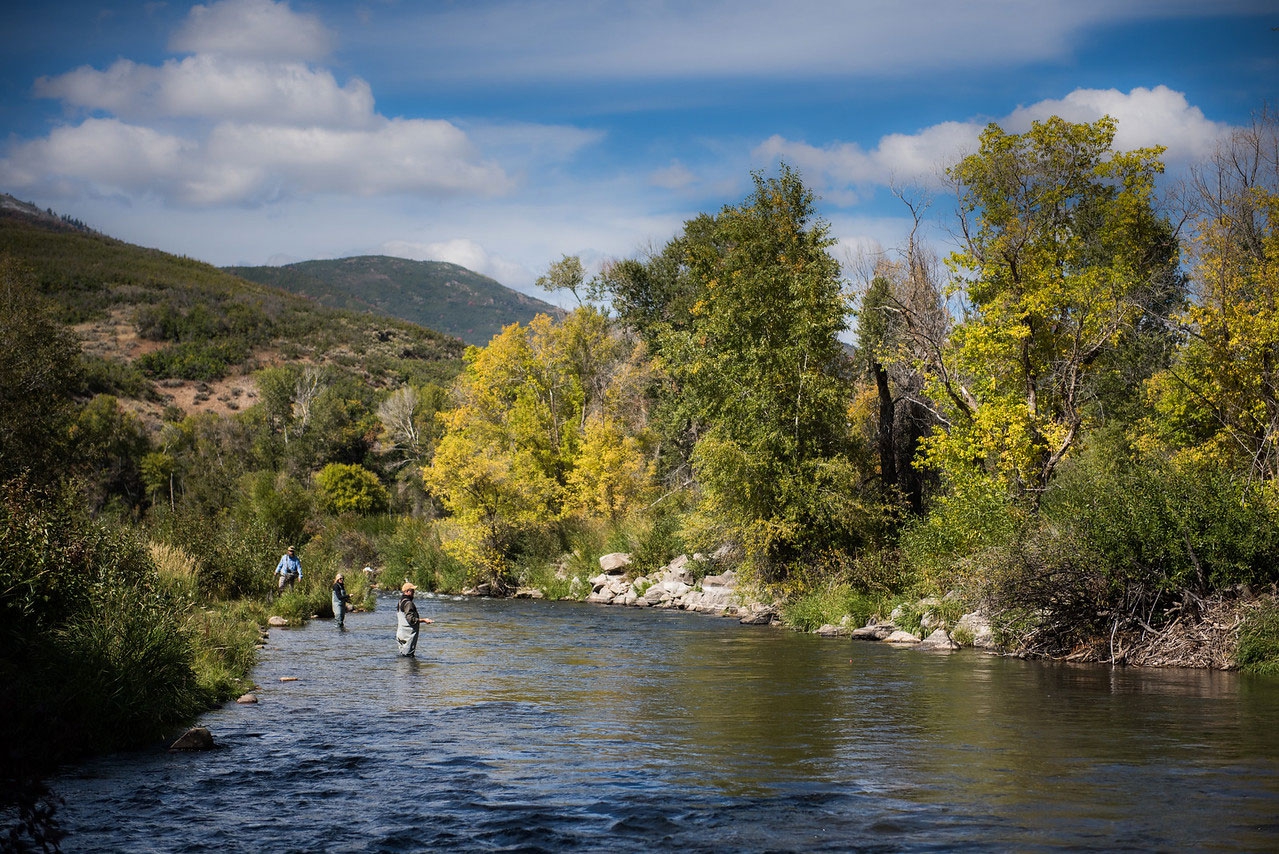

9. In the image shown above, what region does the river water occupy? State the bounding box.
[50,593,1279,852]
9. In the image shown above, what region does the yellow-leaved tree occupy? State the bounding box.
[923,116,1179,509]
[423,305,655,584]
[1140,109,1279,479]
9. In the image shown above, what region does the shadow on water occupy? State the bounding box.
[38,593,1279,852]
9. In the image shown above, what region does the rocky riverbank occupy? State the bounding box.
[532,551,1270,670]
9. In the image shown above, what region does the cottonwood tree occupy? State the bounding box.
[653,166,881,578]
[925,116,1180,507]
[854,196,948,515]
[423,306,655,580]
[1144,107,1279,478]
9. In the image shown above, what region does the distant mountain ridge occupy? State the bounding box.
[227,256,562,346]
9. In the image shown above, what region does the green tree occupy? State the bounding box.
[924,116,1180,507]
[70,394,150,514]
[657,165,871,577]
[0,255,81,484]
[1141,108,1279,478]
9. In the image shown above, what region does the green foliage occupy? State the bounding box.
[0,479,207,776]
[781,583,886,632]
[898,476,1025,593]
[181,597,267,700]
[0,255,81,484]
[639,165,875,580]
[926,116,1179,504]
[151,507,278,599]
[626,508,688,576]
[1237,602,1279,674]
[70,394,149,513]
[374,515,469,593]
[236,470,314,546]
[78,353,155,400]
[314,463,390,515]
[135,339,250,381]
[1043,439,1279,595]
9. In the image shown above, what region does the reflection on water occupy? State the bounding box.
[51,594,1279,852]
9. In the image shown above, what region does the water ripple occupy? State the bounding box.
[47,595,1279,852]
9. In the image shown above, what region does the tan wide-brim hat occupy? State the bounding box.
[401,582,417,593]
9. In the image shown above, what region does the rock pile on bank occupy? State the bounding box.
[580,552,781,625]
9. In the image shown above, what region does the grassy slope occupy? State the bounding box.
[228,255,563,347]
[0,205,467,423]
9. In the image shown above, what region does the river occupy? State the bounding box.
[50,593,1279,852]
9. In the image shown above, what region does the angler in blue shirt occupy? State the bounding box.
[274,545,301,593]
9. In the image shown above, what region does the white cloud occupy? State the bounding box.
[0,116,512,206]
[34,55,377,128]
[649,161,698,191]
[755,120,975,200]
[373,0,1271,82]
[379,237,531,286]
[1003,85,1231,163]
[0,119,193,198]
[170,0,332,61]
[754,86,1234,204]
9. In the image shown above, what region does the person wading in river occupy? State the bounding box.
[396,582,433,656]
[331,572,353,630]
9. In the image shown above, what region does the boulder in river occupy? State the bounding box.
[851,622,896,640]
[918,628,960,652]
[169,727,214,751]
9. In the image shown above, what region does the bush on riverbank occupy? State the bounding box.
[1,479,258,780]
[1237,602,1279,675]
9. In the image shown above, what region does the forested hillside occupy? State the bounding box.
[0,201,465,429]
[227,255,562,346]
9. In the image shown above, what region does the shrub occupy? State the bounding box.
[314,463,390,515]
[782,582,886,632]
[1237,602,1279,675]
[1,479,208,777]
[377,516,467,592]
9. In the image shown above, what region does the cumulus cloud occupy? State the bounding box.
[0,116,511,206]
[754,85,1234,203]
[5,0,526,207]
[380,237,531,286]
[170,0,332,61]
[34,55,376,128]
[1002,85,1231,163]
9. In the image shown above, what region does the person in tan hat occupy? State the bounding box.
[395,582,432,656]
[273,546,300,594]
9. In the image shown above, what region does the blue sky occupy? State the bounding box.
[1,1,1275,304]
